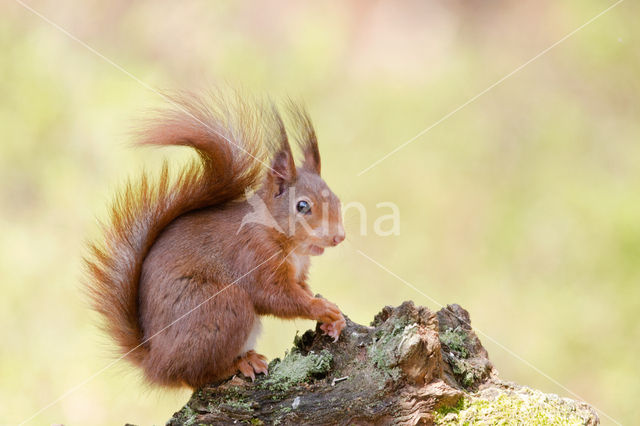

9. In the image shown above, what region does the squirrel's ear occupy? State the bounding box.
[270,106,296,196]
[270,150,295,197]
[271,150,295,184]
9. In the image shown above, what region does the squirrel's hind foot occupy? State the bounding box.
[234,350,268,381]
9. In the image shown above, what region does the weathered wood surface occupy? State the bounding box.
[166,302,599,425]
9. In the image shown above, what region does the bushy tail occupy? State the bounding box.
[84,92,271,365]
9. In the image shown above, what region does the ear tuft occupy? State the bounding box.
[287,101,321,175]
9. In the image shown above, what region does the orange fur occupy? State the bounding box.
[84,91,345,388]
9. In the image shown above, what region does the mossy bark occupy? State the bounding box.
[165,302,599,425]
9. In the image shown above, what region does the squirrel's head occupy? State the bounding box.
[259,105,344,256]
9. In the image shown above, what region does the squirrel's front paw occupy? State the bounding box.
[310,297,341,323]
[310,298,345,342]
[320,317,346,342]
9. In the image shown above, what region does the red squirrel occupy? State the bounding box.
[84,92,346,388]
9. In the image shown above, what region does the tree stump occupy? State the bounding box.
[165,302,599,425]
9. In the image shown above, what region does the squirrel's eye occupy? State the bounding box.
[296,200,311,214]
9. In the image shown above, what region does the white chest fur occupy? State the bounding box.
[241,315,262,353]
[288,252,310,281]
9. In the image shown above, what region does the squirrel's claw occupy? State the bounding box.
[320,317,346,342]
[245,350,269,376]
[237,350,269,380]
[236,358,256,381]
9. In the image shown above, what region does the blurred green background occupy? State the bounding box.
[1,0,638,424]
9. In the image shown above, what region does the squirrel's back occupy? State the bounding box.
[83,91,274,366]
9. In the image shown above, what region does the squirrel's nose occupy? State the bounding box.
[333,234,345,245]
